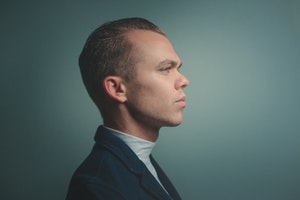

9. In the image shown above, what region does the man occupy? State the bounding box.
[66,17,189,200]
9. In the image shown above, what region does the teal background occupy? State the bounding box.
[1,0,300,199]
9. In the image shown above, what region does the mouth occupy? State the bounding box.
[175,96,186,107]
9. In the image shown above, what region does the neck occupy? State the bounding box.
[104,120,160,142]
[103,103,161,142]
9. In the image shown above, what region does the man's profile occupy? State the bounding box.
[66,17,189,200]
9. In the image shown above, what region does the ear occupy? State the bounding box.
[103,76,127,103]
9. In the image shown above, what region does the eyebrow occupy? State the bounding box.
[157,59,182,69]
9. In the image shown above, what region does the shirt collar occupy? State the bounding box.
[103,126,156,163]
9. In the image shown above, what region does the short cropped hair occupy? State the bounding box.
[79,17,165,113]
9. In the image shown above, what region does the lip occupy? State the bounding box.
[175,96,186,107]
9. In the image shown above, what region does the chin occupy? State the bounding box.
[157,115,183,127]
[166,119,183,127]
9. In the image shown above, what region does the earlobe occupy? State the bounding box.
[103,76,127,103]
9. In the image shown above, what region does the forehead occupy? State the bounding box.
[125,30,181,64]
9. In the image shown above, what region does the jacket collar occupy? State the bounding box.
[94,125,174,200]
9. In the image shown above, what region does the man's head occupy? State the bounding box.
[80,17,189,132]
[79,17,165,115]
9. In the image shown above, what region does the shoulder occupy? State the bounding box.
[66,126,150,199]
[74,144,127,178]
[66,145,142,200]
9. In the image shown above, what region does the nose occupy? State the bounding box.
[175,73,189,89]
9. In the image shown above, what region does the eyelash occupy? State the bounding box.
[160,67,172,73]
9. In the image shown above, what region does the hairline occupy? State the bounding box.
[120,29,166,81]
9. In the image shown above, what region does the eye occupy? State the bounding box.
[160,67,172,73]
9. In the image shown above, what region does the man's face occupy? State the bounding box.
[124,30,189,129]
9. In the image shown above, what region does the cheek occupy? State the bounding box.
[128,86,168,112]
[126,77,174,107]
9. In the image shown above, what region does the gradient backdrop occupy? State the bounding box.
[1,0,300,199]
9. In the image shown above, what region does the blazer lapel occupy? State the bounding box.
[151,156,182,200]
[139,166,173,200]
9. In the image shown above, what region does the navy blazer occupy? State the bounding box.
[66,126,181,200]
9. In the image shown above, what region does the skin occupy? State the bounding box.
[103,30,189,142]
